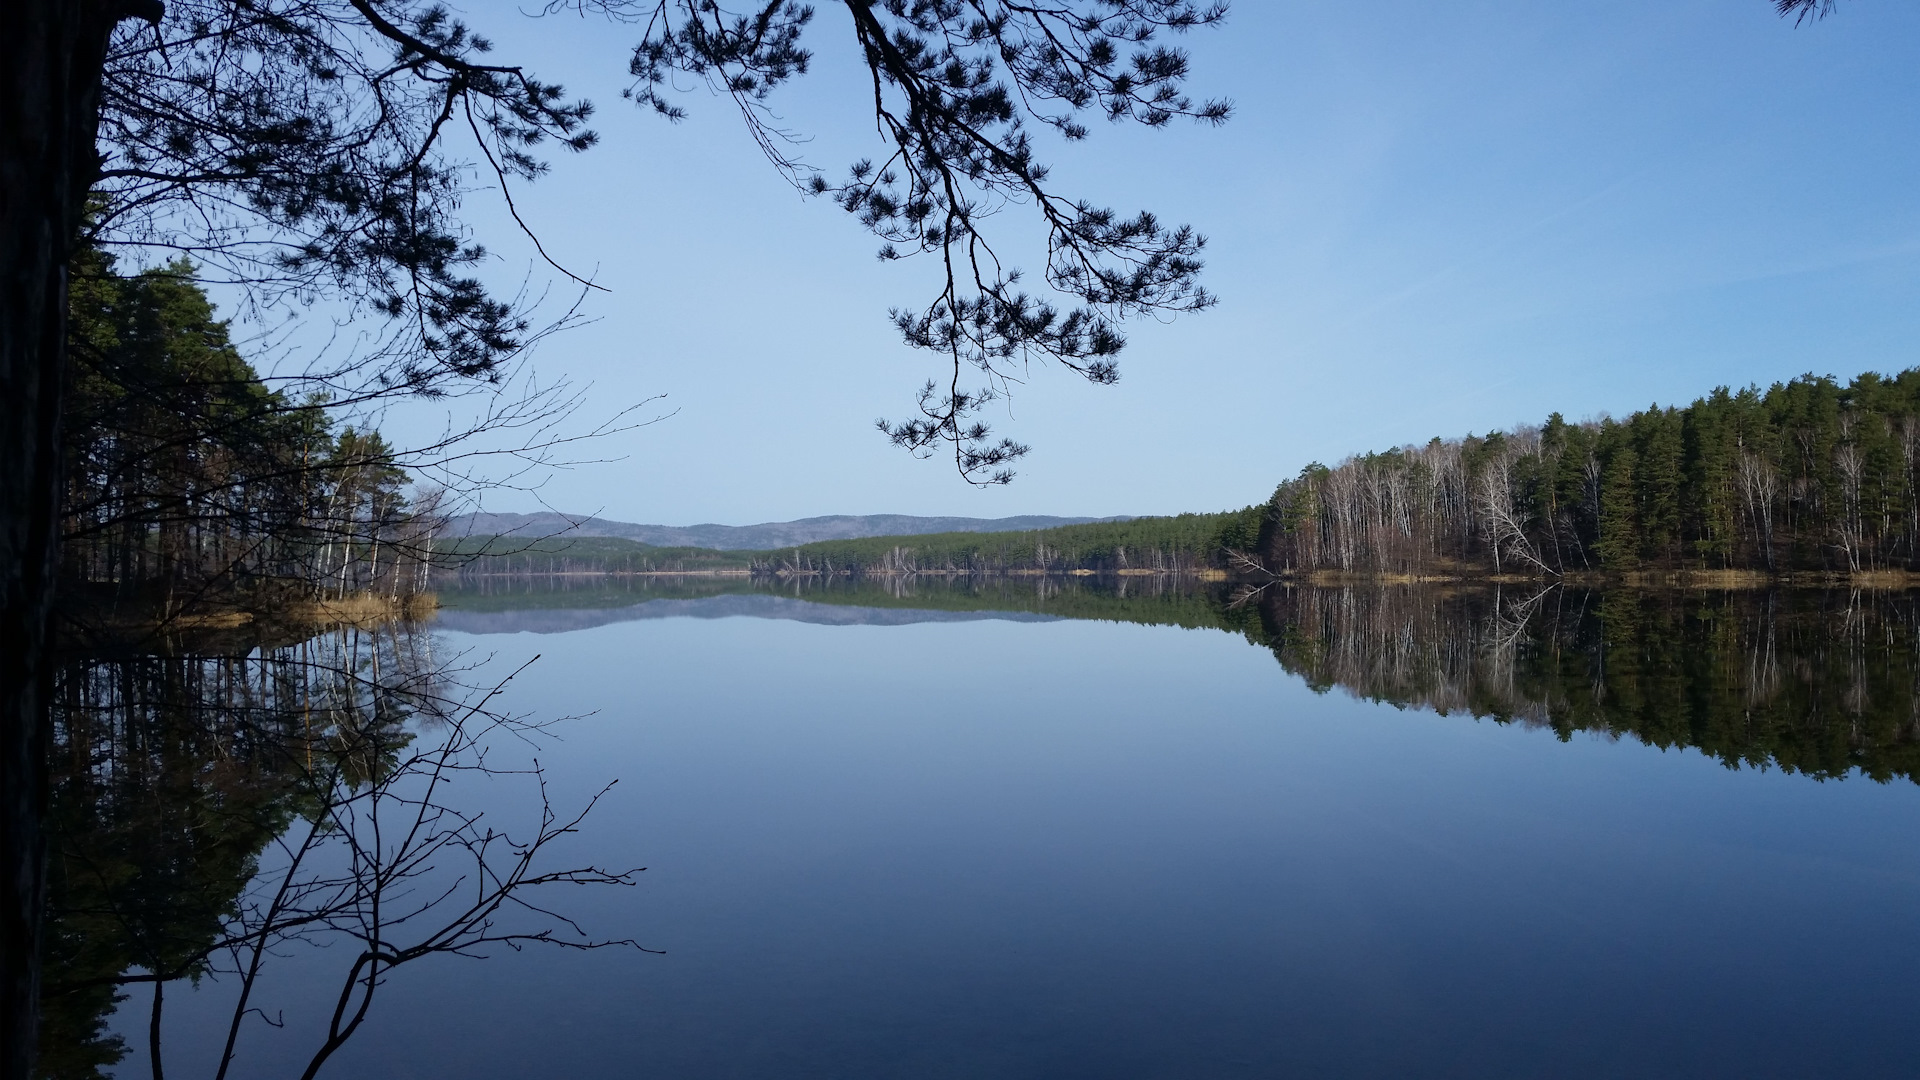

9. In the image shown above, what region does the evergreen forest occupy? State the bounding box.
[1258,369,1920,578]
[449,366,1920,584]
[441,512,1266,578]
[58,247,437,627]
[62,240,1920,598]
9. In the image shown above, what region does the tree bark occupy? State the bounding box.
[1,2,151,1076]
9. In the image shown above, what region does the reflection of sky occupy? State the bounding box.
[131,613,1920,1077]
[435,593,1065,635]
[332,2,1920,526]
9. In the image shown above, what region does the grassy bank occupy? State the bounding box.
[57,589,437,654]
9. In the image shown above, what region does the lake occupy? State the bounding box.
[55,578,1920,1078]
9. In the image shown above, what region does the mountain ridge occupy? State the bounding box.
[440,511,1134,551]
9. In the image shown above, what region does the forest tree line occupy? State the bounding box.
[752,512,1264,574]
[447,367,1920,584]
[441,510,1267,578]
[434,536,758,576]
[60,247,439,620]
[1256,368,1920,577]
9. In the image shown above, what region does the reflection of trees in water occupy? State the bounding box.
[440,572,1243,630]
[42,582,1920,1074]
[442,575,1920,785]
[39,624,639,1079]
[1256,587,1920,783]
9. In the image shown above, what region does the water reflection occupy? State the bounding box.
[439,572,1243,631]
[43,578,1920,1076]
[448,576,1920,785]
[1252,585,1920,785]
[40,622,636,1079]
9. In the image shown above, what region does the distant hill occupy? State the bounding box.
[439,511,1133,551]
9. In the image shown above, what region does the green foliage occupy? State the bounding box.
[771,511,1261,573]
[1261,464,1327,556]
[1596,446,1639,570]
[1263,366,1920,576]
[62,244,433,608]
[436,535,757,575]
[1631,408,1684,560]
[776,513,1243,572]
[444,509,1265,577]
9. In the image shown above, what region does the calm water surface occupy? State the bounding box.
[90,580,1920,1077]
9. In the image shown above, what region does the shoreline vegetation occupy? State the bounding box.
[54,251,443,648]
[67,590,440,629]
[437,365,1920,594]
[55,591,440,654]
[61,265,1920,650]
[437,565,1920,589]
[1259,368,1920,581]
[430,512,1265,579]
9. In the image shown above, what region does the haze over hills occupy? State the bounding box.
[441,511,1133,551]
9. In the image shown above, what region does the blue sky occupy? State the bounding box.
[370,0,1920,525]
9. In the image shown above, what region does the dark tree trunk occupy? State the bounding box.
[1,2,149,1076]
[1,11,72,1078]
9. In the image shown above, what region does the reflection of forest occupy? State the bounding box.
[445,574,1920,785]
[440,571,1243,630]
[41,582,1920,1075]
[40,617,636,1080]
[39,625,433,1080]
[1252,585,1920,784]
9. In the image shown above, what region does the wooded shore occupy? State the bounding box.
[440,565,1920,589]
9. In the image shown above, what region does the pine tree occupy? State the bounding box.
[1597,447,1641,571]
[1633,408,1684,564]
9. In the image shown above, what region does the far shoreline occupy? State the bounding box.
[436,567,1920,590]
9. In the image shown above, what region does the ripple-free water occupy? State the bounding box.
[106,584,1920,1078]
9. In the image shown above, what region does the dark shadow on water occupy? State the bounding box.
[1252,584,1920,786]
[444,576,1920,786]
[37,622,639,1080]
